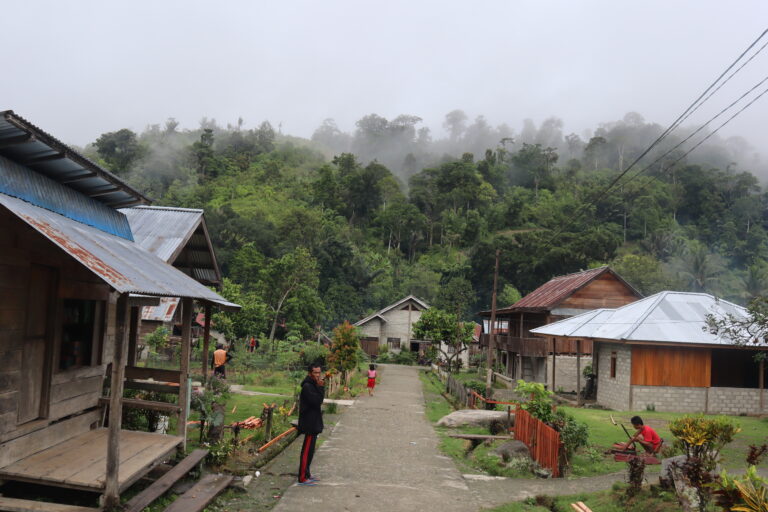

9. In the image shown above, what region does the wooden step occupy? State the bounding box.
[0,497,98,512]
[162,474,233,512]
[123,449,208,512]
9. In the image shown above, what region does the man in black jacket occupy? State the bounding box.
[297,362,324,484]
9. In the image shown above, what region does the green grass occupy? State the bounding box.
[560,407,768,470]
[242,384,296,395]
[484,485,683,512]
[419,370,453,422]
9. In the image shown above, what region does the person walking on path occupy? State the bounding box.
[211,343,232,379]
[297,362,324,485]
[366,363,377,396]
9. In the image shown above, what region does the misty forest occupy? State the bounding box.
[85,111,768,341]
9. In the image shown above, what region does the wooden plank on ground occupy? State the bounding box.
[123,449,208,512]
[0,497,99,512]
[162,474,233,512]
[446,434,513,440]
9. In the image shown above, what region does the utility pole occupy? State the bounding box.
[485,249,500,397]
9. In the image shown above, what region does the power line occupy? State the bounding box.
[537,28,768,249]
[619,73,768,189]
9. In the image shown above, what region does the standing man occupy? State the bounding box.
[211,343,232,379]
[297,362,324,485]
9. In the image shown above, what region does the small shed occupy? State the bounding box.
[479,266,641,391]
[532,291,767,414]
[355,295,429,355]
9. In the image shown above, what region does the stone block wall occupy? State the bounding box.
[708,387,767,415]
[632,386,707,413]
[546,355,583,393]
[596,343,631,411]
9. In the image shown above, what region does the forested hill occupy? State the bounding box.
[82,112,768,341]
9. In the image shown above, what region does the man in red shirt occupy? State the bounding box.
[621,416,662,453]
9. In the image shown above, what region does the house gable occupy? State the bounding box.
[556,272,640,313]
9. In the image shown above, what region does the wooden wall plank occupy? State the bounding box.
[631,346,711,387]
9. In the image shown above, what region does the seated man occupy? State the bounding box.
[621,416,662,453]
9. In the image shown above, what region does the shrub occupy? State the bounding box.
[514,380,554,423]
[668,415,740,471]
[551,409,589,459]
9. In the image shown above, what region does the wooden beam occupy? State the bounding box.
[127,306,139,367]
[177,298,193,449]
[551,338,556,391]
[98,397,181,414]
[576,339,582,406]
[128,295,160,308]
[88,187,121,198]
[21,152,66,165]
[125,366,181,383]
[60,172,97,184]
[202,303,211,384]
[104,294,130,510]
[760,359,765,412]
[0,134,33,148]
[123,381,180,394]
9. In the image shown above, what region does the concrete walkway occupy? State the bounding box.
[271,364,659,511]
[272,364,478,512]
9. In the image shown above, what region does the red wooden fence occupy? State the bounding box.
[514,408,562,477]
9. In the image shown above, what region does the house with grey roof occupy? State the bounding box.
[532,291,767,414]
[355,295,429,356]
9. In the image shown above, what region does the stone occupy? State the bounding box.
[436,410,515,428]
[492,440,531,462]
[533,467,552,479]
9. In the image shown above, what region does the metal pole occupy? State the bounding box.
[486,249,500,395]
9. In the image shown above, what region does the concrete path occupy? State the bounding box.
[272,364,478,512]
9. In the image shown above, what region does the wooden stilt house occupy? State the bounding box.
[479,267,641,394]
[0,111,239,510]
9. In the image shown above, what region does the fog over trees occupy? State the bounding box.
[83,109,768,341]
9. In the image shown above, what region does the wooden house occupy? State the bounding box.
[121,206,222,350]
[479,266,641,392]
[531,291,767,414]
[355,296,429,356]
[0,110,238,510]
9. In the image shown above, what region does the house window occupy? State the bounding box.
[60,299,103,370]
[610,351,617,379]
[387,337,401,349]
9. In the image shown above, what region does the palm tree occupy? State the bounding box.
[673,241,724,293]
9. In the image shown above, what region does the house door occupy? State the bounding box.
[18,265,55,424]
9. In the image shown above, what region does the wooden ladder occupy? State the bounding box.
[123,449,208,512]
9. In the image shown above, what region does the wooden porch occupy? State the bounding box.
[0,429,183,494]
[480,334,593,356]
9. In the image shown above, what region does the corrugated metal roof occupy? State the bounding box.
[120,206,221,285]
[530,308,614,338]
[142,297,180,322]
[0,154,133,240]
[355,295,429,326]
[0,192,237,308]
[532,291,754,346]
[504,267,611,312]
[120,206,203,262]
[0,111,149,208]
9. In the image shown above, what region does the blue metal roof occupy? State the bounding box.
[0,154,133,240]
[0,110,149,208]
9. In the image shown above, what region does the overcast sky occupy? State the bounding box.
[3,1,768,157]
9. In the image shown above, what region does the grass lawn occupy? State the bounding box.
[484,484,683,512]
[560,407,768,471]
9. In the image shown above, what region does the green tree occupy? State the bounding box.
[259,247,320,343]
[94,128,145,174]
[328,321,360,374]
[412,308,474,371]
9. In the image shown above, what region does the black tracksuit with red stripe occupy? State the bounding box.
[297,375,324,482]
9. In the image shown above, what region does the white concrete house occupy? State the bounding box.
[355,296,429,356]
